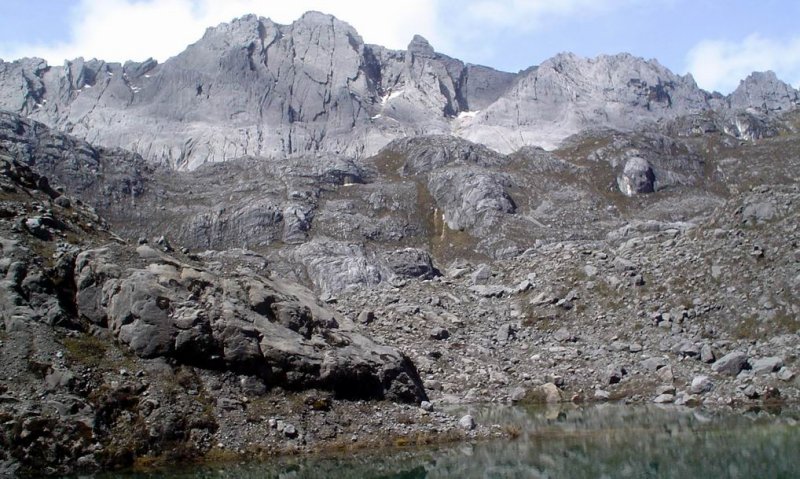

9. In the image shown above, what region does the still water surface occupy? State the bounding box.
[104,403,800,478]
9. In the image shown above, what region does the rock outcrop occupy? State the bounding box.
[0,146,427,473]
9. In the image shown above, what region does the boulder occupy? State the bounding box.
[381,248,438,279]
[458,415,476,430]
[73,248,427,402]
[711,351,749,376]
[523,383,565,403]
[607,364,627,384]
[690,375,714,394]
[617,157,655,196]
[750,357,784,375]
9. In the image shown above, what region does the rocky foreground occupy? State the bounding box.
[337,181,799,406]
[0,153,498,476]
[0,123,797,476]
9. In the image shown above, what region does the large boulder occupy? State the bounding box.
[712,351,749,376]
[617,157,655,196]
[74,246,426,402]
[381,248,438,279]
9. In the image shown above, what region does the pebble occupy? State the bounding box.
[283,424,298,438]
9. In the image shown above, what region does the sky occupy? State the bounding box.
[0,0,798,94]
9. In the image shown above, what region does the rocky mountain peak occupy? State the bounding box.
[0,11,796,168]
[729,70,799,112]
[540,52,677,86]
[407,34,436,58]
[198,13,273,46]
[297,10,341,26]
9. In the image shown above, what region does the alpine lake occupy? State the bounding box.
[95,402,800,478]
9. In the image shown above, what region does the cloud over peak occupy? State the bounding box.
[686,34,800,94]
[0,0,443,64]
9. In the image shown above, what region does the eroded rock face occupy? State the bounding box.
[386,135,508,175]
[75,245,425,402]
[428,168,516,230]
[0,150,426,402]
[291,239,383,295]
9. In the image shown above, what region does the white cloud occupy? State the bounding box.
[686,34,800,94]
[459,0,643,30]
[0,0,444,64]
[434,0,654,67]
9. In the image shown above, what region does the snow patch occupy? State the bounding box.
[381,89,405,105]
[457,110,480,119]
[84,84,92,89]
[371,114,382,120]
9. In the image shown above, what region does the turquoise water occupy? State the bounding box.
[102,404,800,478]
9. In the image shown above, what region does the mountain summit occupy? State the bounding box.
[0,12,797,169]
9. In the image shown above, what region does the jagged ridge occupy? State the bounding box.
[0,11,797,169]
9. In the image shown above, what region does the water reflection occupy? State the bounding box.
[104,404,800,479]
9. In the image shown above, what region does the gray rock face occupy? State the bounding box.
[77,245,426,402]
[0,155,427,404]
[459,53,715,152]
[617,157,656,196]
[0,14,513,169]
[428,168,516,231]
[0,13,795,168]
[729,71,800,113]
[292,239,382,296]
[385,135,508,175]
[0,111,152,214]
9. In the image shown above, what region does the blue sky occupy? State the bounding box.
[1,0,798,94]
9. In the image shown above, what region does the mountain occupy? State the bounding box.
[0,12,797,169]
[1,11,800,476]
